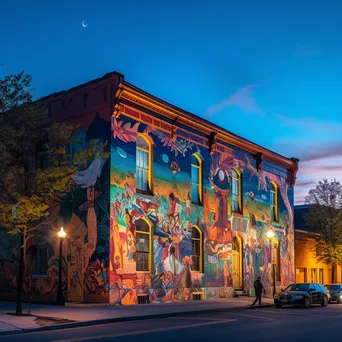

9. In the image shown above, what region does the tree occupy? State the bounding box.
[304,179,342,283]
[0,71,108,314]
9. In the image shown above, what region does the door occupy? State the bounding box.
[232,251,240,289]
[67,235,84,302]
[314,284,323,303]
[232,237,242,289]
[296,268,306,283]
[309,284,318,303]
[311,268,317,283]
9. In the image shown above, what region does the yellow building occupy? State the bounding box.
[295,205,342,284]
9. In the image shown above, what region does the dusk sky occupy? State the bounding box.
[2,0,342,204]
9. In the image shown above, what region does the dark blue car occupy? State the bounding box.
[326,284,342,304]
[274,283,328,308]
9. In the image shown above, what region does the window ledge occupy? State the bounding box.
[136,189,154,197]
[32,274,49,279]
[232,212,243,218]
[272,222,281,227]
[136,271,151,274]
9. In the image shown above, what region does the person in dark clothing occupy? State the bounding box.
[252,276,265,306]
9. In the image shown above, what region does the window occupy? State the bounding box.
[270,182,279,222]
[311,268,317,283]
[136,219,151,271]
[136,135,152,193]
[319,268,324,284]
[191,226,203,272]
[191,154,202,204]
[313,284,321,292]
[232,168,242,213]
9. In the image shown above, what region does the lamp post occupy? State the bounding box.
[266,230,276,298]
[56,227,66,305]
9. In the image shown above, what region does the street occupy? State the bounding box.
[1,304,342,342]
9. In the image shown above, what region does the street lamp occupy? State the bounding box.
[56,227,66,305]
[266,229,276,298]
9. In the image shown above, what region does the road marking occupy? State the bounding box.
[167,317,228,321]
[50,319,237,342]
[224,312,273,321]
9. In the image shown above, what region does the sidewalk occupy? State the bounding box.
[0,296,274,336]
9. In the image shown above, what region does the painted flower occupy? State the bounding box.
[112,118,139,143]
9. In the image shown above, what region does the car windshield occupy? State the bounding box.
[285,284,309,292]
[330,285,341,291]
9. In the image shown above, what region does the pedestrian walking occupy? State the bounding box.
[252,276,265,306]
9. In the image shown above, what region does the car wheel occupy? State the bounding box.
[303,297,311,308]
[275,305,282,308]
[321,296,328,307]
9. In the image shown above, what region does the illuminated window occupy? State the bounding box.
[270,182,278,222]
[191,226,203,272]
[191,154,202,204]
[136,219,151,272]
[136,135,152,193]
[232,168,242,213]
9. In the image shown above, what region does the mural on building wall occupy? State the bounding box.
[110,115,295,305]
[0,113,111,303]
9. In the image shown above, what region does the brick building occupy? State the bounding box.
[0,72,298,304]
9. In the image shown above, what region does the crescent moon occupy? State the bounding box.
[82,20,88,28]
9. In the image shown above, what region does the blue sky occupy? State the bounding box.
[2,0,342,203]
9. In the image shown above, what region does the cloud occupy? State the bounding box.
[276,115,342,133]
[295,180,317,188]
[205,84,263,118]
[298,143,342,163]
[294,46,319,56]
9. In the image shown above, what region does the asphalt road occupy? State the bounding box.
[1,303,342,342]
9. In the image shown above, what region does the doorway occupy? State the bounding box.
[232,236,243,289]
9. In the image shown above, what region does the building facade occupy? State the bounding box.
[294,205,342,284]
[0,72,298,304]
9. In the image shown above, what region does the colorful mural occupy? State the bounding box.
[109,114,295,305]
[0,80,295,305]
[0,113,111,303]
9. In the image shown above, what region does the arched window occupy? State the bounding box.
[136,134,152,193]
[191,154,202,204]
[135,219,151,271]
[270,182,278,222]
[232,168,242,213]
[191,226,203,272]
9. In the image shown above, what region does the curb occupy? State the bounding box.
[0,304,275,336]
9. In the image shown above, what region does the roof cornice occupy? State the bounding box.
[116,82,299,175]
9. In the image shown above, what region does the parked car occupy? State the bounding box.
[274,283,328,308]
[325,284,342,304]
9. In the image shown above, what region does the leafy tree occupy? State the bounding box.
[0,71,108,314]
[304,179,342,283]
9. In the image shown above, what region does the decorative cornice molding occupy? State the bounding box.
[116,82,298,173]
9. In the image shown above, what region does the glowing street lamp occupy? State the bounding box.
[266,230,275,239]
[266,229,276,297]
[58,227,66,238]
[56,227,66,305]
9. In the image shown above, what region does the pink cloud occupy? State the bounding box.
[205,84,263,117]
